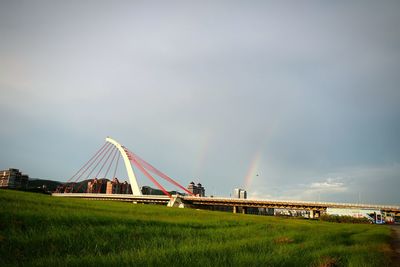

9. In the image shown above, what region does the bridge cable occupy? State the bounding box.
[104,147,119,180]
[129,155,172,198]
[69,142,110,192]
[94,146,116,180]
[100,148,120,194]
[74,142,112,193]
[127,150,193,196]
[113,153,120,179]
[65,142,107,186]
[94,146,117,193]
[85,143,113,180]
[71,142,110,184]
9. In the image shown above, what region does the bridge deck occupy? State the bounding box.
[52,193,170,204]
[52,193,400,213]
[182,196,400,213]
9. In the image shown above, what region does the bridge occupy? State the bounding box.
[56,136,194,197]
[53,137,400,219]
[52,193,400,216]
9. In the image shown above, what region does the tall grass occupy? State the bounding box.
[0,190,393,266]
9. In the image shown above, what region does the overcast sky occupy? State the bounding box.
[1,1,399,204]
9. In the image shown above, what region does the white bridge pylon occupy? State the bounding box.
[105,137,142,196]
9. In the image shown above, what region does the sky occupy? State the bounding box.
[1,0,399,205]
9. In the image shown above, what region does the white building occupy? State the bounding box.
[233,188,247,199]
[326,207,383,223]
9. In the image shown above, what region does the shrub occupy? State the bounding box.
[320,214,371,224]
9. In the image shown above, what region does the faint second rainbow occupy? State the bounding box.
[243,150,262,190]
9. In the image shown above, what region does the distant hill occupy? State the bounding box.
[28,178,103,193]
[28,178,184,195]
[28,179,63,192]
[141,185,181,196]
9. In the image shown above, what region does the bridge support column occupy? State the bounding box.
[242,207,247,214]
[267,208,275,215]
[167,196,185,208]
[310,210,314,219]
[315,210,320,218]
[233,206,237,213]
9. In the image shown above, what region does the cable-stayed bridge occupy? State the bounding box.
[53,137,400,218]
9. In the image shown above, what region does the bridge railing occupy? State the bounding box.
[182,196,400,211]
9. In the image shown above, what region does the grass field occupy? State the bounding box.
[0,190,394,266]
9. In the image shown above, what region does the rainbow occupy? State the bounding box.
[192,131,213,178]
[243,151,262,190]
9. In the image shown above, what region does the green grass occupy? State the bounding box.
[0,190,394,266]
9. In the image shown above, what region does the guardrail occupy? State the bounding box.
[52,193,170,204]
[51,193,400,212]
[182,196,400,212]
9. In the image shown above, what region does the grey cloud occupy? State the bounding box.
[0,1,399,203]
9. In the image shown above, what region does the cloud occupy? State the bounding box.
[309,178,347,193]
[273,177,349,202]
[248,164,399,204]
[0,1,399,204]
